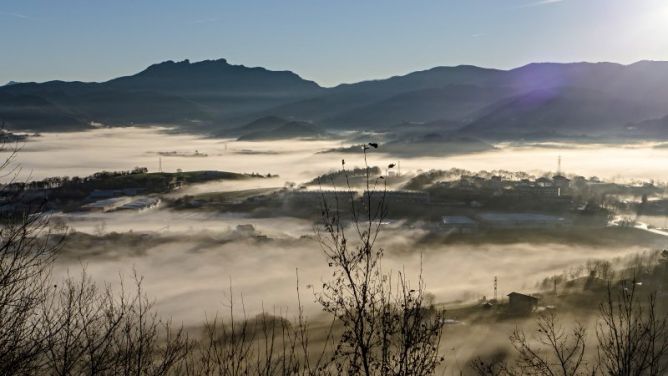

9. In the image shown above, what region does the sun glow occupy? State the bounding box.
[644,2,668,34]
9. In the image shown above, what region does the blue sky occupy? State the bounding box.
[2,0,668,87]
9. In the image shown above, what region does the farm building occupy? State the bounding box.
[507,292,538,315]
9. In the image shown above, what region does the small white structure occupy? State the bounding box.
[441,216,478,233]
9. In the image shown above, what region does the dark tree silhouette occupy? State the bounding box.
[315,144,445,376]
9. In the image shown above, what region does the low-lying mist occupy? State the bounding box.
[23,126,667,326]
[53,212,655,326]
[15,127,668,184]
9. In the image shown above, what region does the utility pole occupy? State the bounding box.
[554,279,557,295]
[494,276,498,301]
[159,157,162,173]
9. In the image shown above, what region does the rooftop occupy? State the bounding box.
[508,292,539,301]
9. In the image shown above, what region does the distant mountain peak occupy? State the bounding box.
[136,58,307,78]
[109,58,322,93]
[630,59,668,65]
[140,58,229,73]
[235,116,325,141]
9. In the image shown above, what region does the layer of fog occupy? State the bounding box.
[18,127,668,326]
[53,217,653,326]
[15,127,668,185]
[56,209,314,238]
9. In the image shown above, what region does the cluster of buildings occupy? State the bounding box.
[443,174,574,198]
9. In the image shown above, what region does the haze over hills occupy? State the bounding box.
[233,116,328,141]
[0,93,89,131]
[459,86,663,139]
[2,58,668,140]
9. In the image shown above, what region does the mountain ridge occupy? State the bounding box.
[3,58,668,140]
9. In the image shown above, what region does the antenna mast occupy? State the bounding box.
[494,276,498,301]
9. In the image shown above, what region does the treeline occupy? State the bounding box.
[0,169,265,213]
[403,168,536,191]
[306,166,382,187]
[538,250,667,293]
[3,168,271,194]
[3,167,150,192]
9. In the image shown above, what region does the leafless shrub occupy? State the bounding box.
[1,129,191,375]
[472,313,592,376]
[315,145,445,376]
[182,283,334,376]
[596,283,668,376]
[0,129,63,374]
[470,349,511,376]
[0,212,58,373]
[40,271,189,376]
[512,313,592,376]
